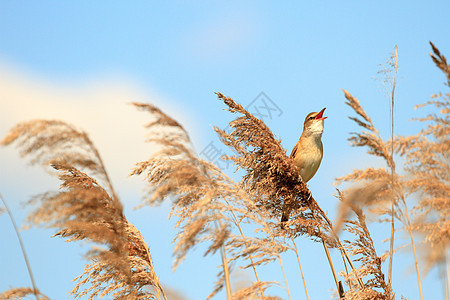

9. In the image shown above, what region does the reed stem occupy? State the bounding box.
[0,192,39,300]
[291,238,309,300]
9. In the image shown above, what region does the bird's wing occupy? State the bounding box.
[290,141,298,159]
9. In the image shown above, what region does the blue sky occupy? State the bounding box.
[0,1,449,299]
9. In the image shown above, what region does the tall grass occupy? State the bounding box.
[0,42,448,299]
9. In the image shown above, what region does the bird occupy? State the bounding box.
[281,108,327,225]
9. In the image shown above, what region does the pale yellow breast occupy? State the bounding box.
[291,136,323,183]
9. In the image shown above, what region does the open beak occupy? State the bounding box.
[315,108,327,121]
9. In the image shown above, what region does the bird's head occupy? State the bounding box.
[303,108,327,135]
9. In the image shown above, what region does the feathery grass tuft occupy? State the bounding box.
[0,287,49,300]
[339,191,394,300]
[2,121,166,300]
[396,42,449,272]
[129,102,283,299]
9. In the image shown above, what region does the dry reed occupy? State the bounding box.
[1,120,166,300]
[0,287,49,300]
[336,42,449,299]
[396,41,449,272]
[1,42,448,300]
[0,192,39,300]
[129,102,283,299]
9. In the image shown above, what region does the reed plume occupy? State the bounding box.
[1,120,117,199]
[396,41,449,272]
[336,89,400,226]
[129,102,282,299]
[0,287,49,300]
[336,88,414,299]
[336,43,449,299]
[337,191,394,300]
[1,120,166,300]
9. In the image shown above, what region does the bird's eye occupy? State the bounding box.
[309,116,314,120]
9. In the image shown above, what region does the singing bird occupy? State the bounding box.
[281,108,327,224]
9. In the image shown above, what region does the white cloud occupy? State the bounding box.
[0,62,181,202]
